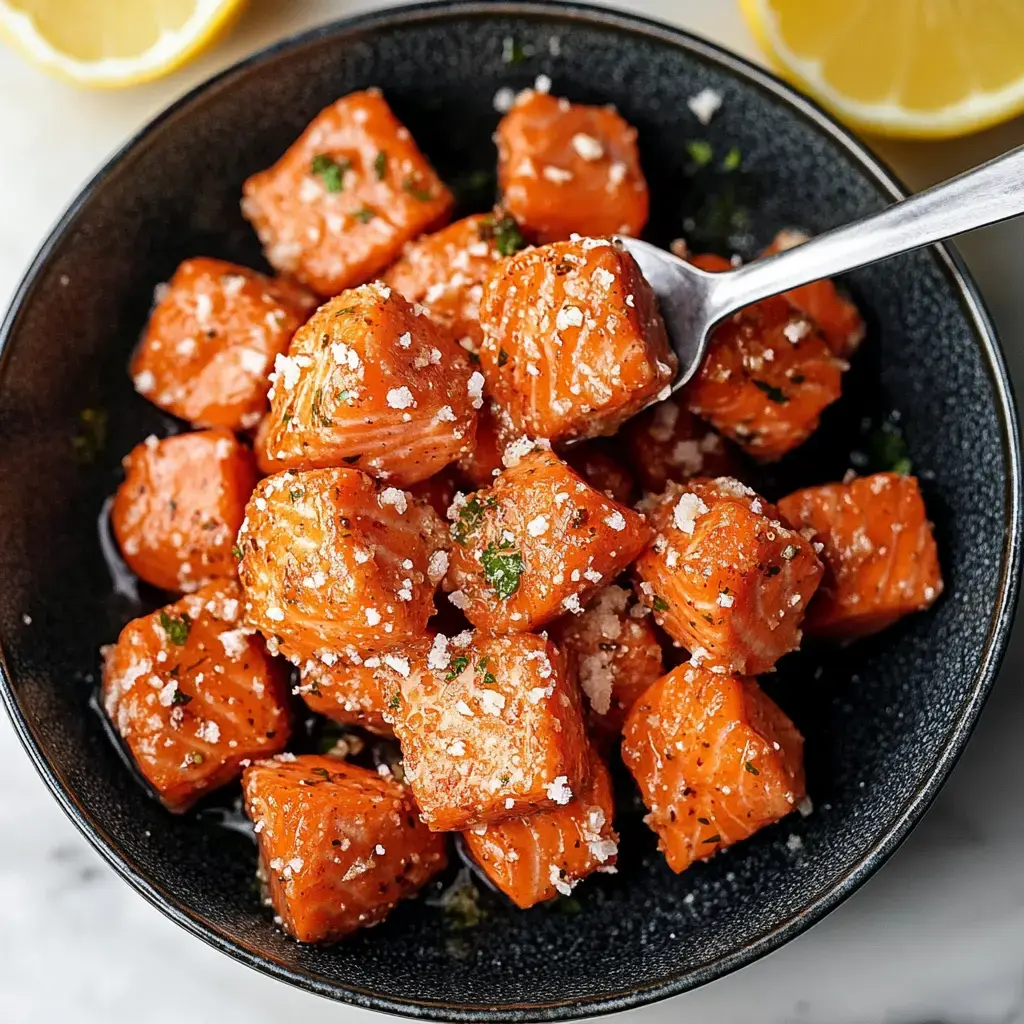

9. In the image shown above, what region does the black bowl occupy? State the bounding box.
[0,1,1020,1019]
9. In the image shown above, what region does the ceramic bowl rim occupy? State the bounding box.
[0,2,1020,1020]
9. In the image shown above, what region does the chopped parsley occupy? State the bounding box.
[232,544,244,561]
[388,693,401,709]
[158,610,191,646]
[488,214,527,257]
[652,596,669,613]
[353,205,376,223]
[310,153,349,192]
[477,657,497,685]
[752,379,788,404]
[289,488,304,502]
[499,773,511,785]
[72,407,108,464]
[310,387,332,427]
[451,495,496,545]
[685,139,714,168]
[446,655,470,680]
[373,150,387,180]
[170,688,192,706]
[502,36,529,64]
[481,540,525,599]
[440,873,487,930]
[744,761,760,775]
[403,177,433,202]
[721,146,742,172]
[868,421,913,475]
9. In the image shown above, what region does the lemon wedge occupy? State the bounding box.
[0,0,246,88]
[739,0,1024,139]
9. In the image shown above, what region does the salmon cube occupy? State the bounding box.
[463,745,618,908]
[777,472,943,639]
[112,429,257,592]
[383,213,526,351]
[295,658,396,736]
[763,230,865,358]
[496,90,648,241]
[242,89,453,296]
[683,289,846,462]
[622,662,806,873]
[623,394,739,494]
[550,584,664,739]
[635,478,823,675]
[237,467,448,664]
[243,755,447,942]
[564,441,637,506]
[444,448,652,633]
[257,284,478,486]
[383,632,589,831]
[101,582,291,812]
[479,237,676,442]
[456,397,522,489]
[130,258,317,432]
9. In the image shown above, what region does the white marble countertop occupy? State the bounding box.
[2,2,1023,1022]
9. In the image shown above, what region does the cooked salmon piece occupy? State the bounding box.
[623,393,739,494]
[444,448,652,634]
[243,754,447,942]
[463,744,618,908]
[496,90,648,241]
[456,397,522,488]
[683,289,846,462]
[622,662,806,873]
[635,478,822,675]
[112,429,257,592]
[478,237,676,443]
[294,656,402,736]
[257,284,478,485]
[383,213,526,351]
[130,258,317,432]
[102,581,291,812]
[383,631,590,831]
[550,584,664,740]
[564,441,637,506]
[237,467,448,664]
[763,230,866,359]
[242,89,453,296]
[777,472,942,639]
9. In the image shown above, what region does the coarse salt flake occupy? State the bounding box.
[673,492,709,534]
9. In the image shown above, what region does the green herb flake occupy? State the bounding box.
[652,596,670,613]
[752,379,788,404]
[481,542,525,599]
[744,761,760,776]
[446,655,470,680]
[158,610,191,646]
[499,773,511,785]
[891,456,913,475]
[310,153,349,192]
[312,767,333,781]
[232,544,244,561]
[170,688,192,706]
[289,488,304,503]
[685,140,714,168]
[353,205,376,223]
[402,178,433,202]
[451,495,496,545]
[373,150,387,180]
[868,421,913,475]
[71,407,108,464]
[388,693,401,709]
[442,877,487,930]
[721,146,742,172]
[491,215,526,257]
[502,35,528,64]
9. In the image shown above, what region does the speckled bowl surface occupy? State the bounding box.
[0,2,1019,1020]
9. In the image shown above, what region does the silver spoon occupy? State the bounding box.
[616,144,1024,390]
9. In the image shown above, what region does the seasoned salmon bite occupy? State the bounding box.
[112,429,257,592]
[444,448,652,634]
[778,472,943,639]
[496,90,649,241]
[130,257,317,432]
[243,755,448,943]
[102,582,291,812]
[242,89,453,296]
[383,632,590,832]
[258,284,478,485]
[237,467,449,664]
[635,478,823,675]
[479,237,676,443]
[463,745,618,908]
[622,663,806,874]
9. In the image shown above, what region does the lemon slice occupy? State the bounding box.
[0,0,246,88]
[740,0,1024,139]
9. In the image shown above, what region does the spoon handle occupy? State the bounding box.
[708,144,1024,319]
